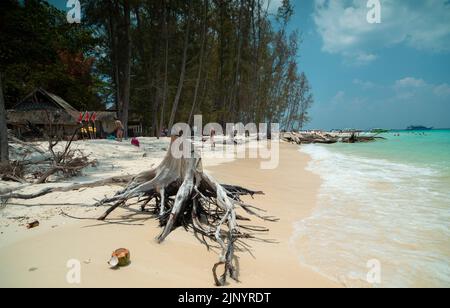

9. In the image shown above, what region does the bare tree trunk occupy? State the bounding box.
[0,72,8,163]
[135,4,161,138]
[152,75,160,137]
[159,0,169,137]
[167,2,192,132]
[120,0,132,139]
[216,0,227,126]
[109,1,121,113]
[250,0,261,123]
[188,0,208,126]
[228,0,244,121]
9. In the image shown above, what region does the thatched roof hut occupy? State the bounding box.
[7,88,117,139]
[7,88,79,125]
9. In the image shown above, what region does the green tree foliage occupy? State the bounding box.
[1,0,313,132]
[0,0,103,110]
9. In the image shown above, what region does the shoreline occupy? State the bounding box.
[206,142,339,287]
[0,142,339,288]
[295,137,450,288]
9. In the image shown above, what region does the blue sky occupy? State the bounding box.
[285,0,450,130]
[52,0,450,129]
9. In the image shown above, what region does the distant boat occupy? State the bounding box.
[407,126,433,131]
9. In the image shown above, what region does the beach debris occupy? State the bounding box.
[28,267,38,272]
[341,132,385,143]
[131,137,140,147]
[26,220,39,229]
[108,248,130,268]
[83,259,92,265]
[1,130,94,185]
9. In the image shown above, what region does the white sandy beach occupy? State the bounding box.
[0,138,339,288]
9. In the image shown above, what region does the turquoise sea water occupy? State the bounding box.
[334,130,450,174]
[294,130,450,287]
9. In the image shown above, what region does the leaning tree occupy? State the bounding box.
[0,135,276,286]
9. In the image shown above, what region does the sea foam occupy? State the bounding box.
[293,144,450,288]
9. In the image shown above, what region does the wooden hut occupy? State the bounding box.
[7,88,79,139]
[6,88,117,139]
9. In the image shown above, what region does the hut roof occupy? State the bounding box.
[13,88,78,113]
[7,88,118,126]
[6,109,78,126]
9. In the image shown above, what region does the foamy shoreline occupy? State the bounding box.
[296,141,450,288]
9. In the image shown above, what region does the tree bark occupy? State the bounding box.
[228,0,245,121]
[250,0,261,123]
[120,0,132,139]
[188,0,208,126]
[159,0,170,137]
[152,81,161,138]
[109,0,121,113]
[0,72,9,163]
[167,2,192,132]
[134,5,160,138]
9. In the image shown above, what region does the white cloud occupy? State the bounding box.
[395,77,426,88]
[355,52,377,64]
[353,77,449,98]
[392,77,450,100]
[433,83,450,98]
[353,79,376,89]
[333,90,346,100]
[312,76,450,129]
[313,0,450,64]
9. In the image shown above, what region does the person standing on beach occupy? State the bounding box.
[115,117,124,142]
[210,128,216,149]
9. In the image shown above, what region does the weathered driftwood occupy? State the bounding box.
[282,132,338,145]
[1,130,95,184]
[282,132,385,145]
[93,137,275,286]
[341,133,385,143]
[0,161,25,183]
[8,133,45,154]
[0,137,275,286]
[0,175,133,201]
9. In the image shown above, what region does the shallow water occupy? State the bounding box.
[294,130,450,287]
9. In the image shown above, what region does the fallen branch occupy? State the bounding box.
[2,127,95,184]
[0,175,133,203]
